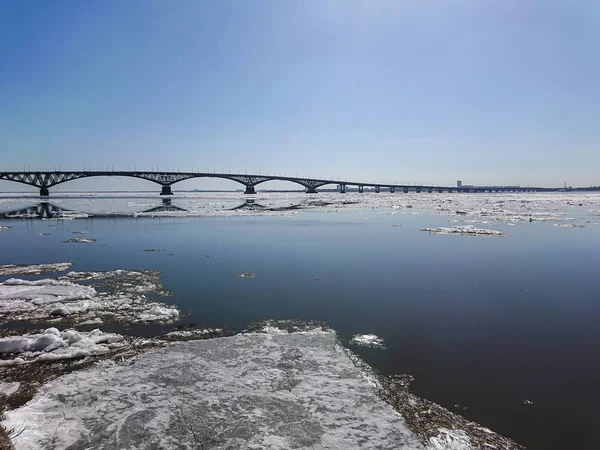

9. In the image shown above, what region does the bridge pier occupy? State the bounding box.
[339,184,346,194]
[403,188,408,193]
[375,186,380,193]
[305,188,318,194]
[244,186,256,195]
[160,185,173,196]
[358,186,364,193]
[389,187,395,193]
[40,187,50,197]
[448,189,453,193]
[416,188,421,193]
[427,188,432,193]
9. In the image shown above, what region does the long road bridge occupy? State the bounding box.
[0,170,555,196]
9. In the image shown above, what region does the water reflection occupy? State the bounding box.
[0,199,302,219]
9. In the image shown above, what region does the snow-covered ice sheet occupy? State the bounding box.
[1,330,519,450]
[0,270,179,325]
[0,263,73,276]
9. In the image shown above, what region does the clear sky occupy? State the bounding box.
[1,0,599,191]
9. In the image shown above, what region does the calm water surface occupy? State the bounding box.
[1,195,599,450]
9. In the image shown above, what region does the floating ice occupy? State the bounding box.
[0,226,9,231]
[350,334,385,348]
[63,237,96,243]
[237,272,255,279]
[2,329,520,449]
[421,226,504,236]
[0,263,73,276]
[0,270,179,325]
[163,328,225,340]
[0,328,125,365]
[554,223,585,228]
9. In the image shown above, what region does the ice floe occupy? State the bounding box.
[0,263,73,276]
[163,327,228,340]
[1,328,521,449]
[63,237,95,243]
[237,272,255,279]
[421,226,504,236]
[554,223,585,228]
[0,226,9,231]
[0,270,179,325]
[350,334,385,348]
[0,328,125,365]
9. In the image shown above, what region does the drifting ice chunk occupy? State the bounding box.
[63,237,96,243]
[350,334,385,348]
[421,226,504,236]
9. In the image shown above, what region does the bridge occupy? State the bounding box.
[0,170,555,196]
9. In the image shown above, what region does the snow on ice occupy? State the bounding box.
[1,330,520,450]
[421,226,504,236]
[0,328,125,365]
[350,334,385,348]
[0,263,73,275]
[0,268,179,325]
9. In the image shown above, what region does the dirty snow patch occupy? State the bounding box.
[0,381,20,396]
[428,428,473,450]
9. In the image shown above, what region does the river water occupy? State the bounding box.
[1,192,599,450]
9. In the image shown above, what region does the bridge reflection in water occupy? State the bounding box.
[0,199,301,219]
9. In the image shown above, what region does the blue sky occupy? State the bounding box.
[1,0,599,191]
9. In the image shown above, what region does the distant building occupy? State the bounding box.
[457,180,462,188]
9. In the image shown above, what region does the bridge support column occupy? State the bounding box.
[389,187,395,193]
[375,186,380,193]
[306,188,318,194]
[358,186,364,193]
[427,188,433,193]
[245,186,256,195]
[403,188,408,193]
[448,189,453,193]
[160,185,173,196]
[339,184,346,193]
[438,189,443,193]
[416,188,421,193]
[40,187,50,197]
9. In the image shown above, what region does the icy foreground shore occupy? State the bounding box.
[3,329,520,450]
